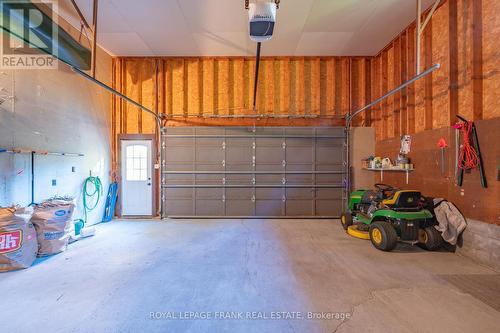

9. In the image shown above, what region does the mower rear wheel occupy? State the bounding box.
[340,212,353,231]
[369,222,397,251]
[418,227,443,251]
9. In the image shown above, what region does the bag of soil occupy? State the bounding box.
[31,198,75,256]
[0,207,38,272]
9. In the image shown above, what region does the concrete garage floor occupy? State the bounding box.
[1,219,499,333]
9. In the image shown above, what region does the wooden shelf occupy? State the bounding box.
[363,168,414,172]
[362,167,414,184]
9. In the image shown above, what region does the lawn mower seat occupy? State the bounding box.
[382,190,422,211]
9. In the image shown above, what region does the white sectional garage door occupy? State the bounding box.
[161,127,346,218]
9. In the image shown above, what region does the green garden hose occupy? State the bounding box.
[83,176,103,224]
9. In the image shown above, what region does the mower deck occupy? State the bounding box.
[347,224,370,240]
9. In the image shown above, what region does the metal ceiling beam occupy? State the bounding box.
[346,63,440,125]
[71,66,159,123]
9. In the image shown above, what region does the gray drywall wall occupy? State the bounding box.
[0,37,112,225]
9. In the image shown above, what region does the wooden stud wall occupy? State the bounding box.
[111,57,371,134]
[371,0,500,141]
[373,0,500,225]
[110,0,500,144]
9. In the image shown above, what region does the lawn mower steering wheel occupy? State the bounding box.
[374,183,396,198]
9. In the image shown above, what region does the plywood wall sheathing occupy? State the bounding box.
[324,58,335,116]
[407,26,416,134]
[369,0,499,141]
[482,0,500,120]
[279,59,290,115]
[431,1,450,129]
[202,58,216,115]
[113,56,369,133]
[217,58,230,115]
[111,2,499,142]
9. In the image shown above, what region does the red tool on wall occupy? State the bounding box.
[454,115,487,188]
[437,138,448,176]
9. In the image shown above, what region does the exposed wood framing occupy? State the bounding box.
[424,20,433,130]
[472,0,483,121]
[448,0,459,124]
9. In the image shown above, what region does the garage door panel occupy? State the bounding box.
[256,201,284,216]
[285,128,314,136]
[195,200,224,216]
[195,174,222,184]
[285,164,314,172]
[165,174,194,184]
[195,127,224,135]
[315,128,344,136]
[316,137,343,147]
[226,175,252,185]
[164,188,193,199]
[165,200,193,216]
[164,163,193,172]
[286,174,314,184]
[315,163,342,171]
[226,200,254,216]
[162,127,345,217]
[256,148,284,164]
[226,145,252,164]
[255,127,285,135]
[256,188,283,199]
[286,138,314,147]
[256,164,284,172]
[316,200,343,216]
[165,147,194,163]
[316,174,343,184]
[224,127,254,136]
[165,128,194,135]
[256,174,282,184]
[286,188,314,199]
[256,138,284,161]
[164,137,194,147]
[286,200,313,216]
[195,163,224,171]
[196,188,222,198]
[286,150,313,164]
[316,188,343,200]
[316,150,343,164]
[226,188,253,199]
[196,147,223,162]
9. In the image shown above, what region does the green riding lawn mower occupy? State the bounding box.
[341,183,443,251]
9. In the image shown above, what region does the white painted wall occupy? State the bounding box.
[0,32,112,226]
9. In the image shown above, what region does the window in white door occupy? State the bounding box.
[126,145,148,181]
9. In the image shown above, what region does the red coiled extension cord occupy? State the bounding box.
[456,121,479,170]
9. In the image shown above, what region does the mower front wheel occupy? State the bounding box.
[369,222,397,251]
[340,212,353,231]
[418,227,443,251]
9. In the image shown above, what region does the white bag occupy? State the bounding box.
[0,207,38,272]
[30,199,75,256]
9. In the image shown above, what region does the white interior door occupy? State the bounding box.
[121,140,153,216]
